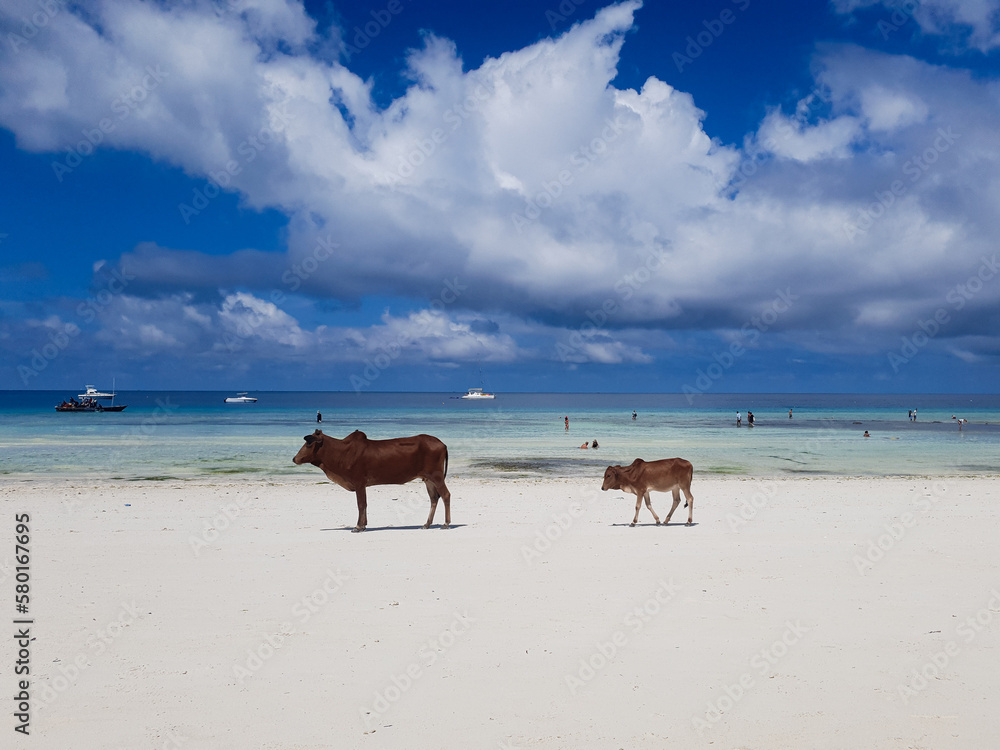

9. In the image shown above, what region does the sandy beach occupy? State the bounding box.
[3,473,1000,749]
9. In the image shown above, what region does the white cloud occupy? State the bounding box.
[832,0,1000,52]
[757,111,862,161]
[949,346,981,362]
[909,0,1000,51]
[558,337,654,365]
[328,309,523,364]
[218,292,309,348]
[137,323,179,347]
[858,84,928,132]
[80,291,524,375]
[0,1,998,375]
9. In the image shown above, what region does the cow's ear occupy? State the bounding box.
[304,433,323,445]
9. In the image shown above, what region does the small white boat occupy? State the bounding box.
[224,392,258,404]
[461,388,495,400]
[80,385,115,399]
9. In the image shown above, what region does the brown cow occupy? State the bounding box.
[601,458,695,526]
[292,430,451,532]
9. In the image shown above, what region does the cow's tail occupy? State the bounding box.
[443,445,449,480]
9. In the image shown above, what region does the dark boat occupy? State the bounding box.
[55,385,128,412]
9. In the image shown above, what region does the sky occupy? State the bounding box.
[1,0,999,393]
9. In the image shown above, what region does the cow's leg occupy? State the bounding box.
[353,487,368,532]
[683,486,694,525]
[644,491,661,525]
[631,492,642,526]
[423,480,440,529]
[663,488,683,525]
[439,480,451,529]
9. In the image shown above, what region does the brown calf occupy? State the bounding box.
[601,458,695,526]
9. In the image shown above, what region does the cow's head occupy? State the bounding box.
[601,465,621,491]
[293,430,325,465]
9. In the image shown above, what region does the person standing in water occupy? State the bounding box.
[736,411,742,426]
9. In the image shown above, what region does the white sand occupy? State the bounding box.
[3,474,1000,749]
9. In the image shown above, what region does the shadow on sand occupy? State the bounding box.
[320,524,467,533]
[609,521,699,528]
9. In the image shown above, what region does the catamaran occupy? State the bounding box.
[461,387,495,400]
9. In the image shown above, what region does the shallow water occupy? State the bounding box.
[0,391,997,479]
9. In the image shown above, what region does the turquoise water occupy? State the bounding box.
[0,391,997,479]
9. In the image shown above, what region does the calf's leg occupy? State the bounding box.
[663,488,683,525]
[643,491,661,525]
[683,487,694,525]
[631,492,643,526]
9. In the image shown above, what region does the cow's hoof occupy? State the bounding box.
[352,527,365,533]
[629,522,636,527]
[441,524,450,530]
[422,523,430,529]
[685,522,693,527]
[655,521,661,525]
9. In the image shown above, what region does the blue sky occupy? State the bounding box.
[1,0,999,392]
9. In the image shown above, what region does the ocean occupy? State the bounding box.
[0,391,997,480]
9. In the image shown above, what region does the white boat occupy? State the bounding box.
[224,392,258,403]
[461,388,495,400]
[80,385,115,399]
